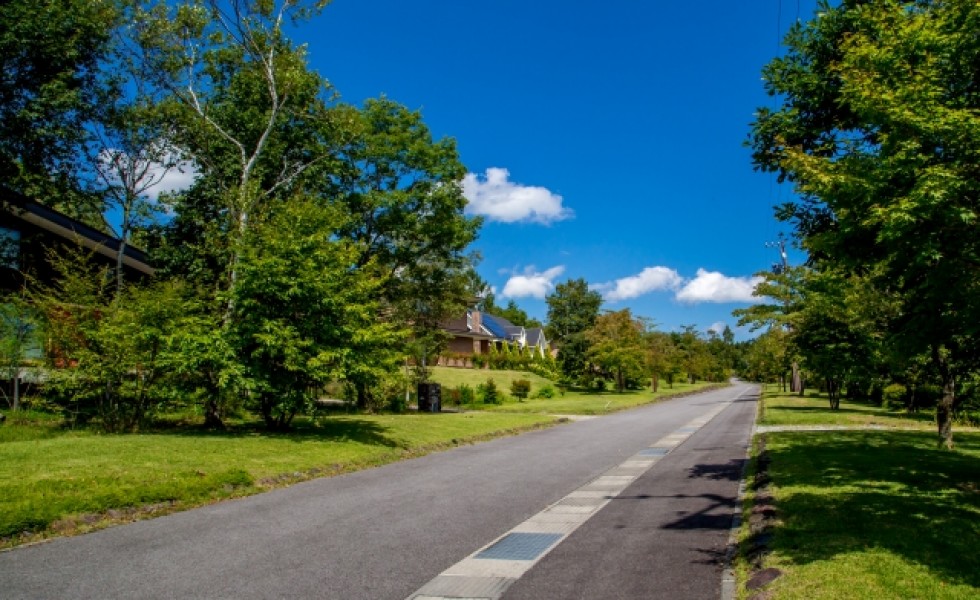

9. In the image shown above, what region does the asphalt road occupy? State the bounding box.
[0,382,758,599]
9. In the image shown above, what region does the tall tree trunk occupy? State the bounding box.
[356,381,369,410]
[826,378,840,410]
[203,397,225,429]
[651,375,659,393]
[931,345,955,449]
[937,378,954,449]
[791,361,801,393]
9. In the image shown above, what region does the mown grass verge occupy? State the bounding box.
[429,367,726,415]
[737,386,980,599]
[481,380,726,415]
[759,384,937,429]
[0,411,555,548]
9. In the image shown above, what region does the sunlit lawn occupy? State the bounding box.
[0,411,555,546]
[739,385,980,599]
[428,366,724,415]
[428,366,554,391]
[482,380,722,414]
[745,430,980,599]
[759,384,938,429]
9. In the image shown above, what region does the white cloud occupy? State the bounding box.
[595,266,683,302]
[145,160,199,200]
[708,321,727,335]
[501,265,565,299]
[675,269,763,304]
[97,146,199,202]
[463,167,573,224]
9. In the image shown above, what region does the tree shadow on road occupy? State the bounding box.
[687,458,746,481]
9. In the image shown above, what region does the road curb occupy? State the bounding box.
[720,385,760,600]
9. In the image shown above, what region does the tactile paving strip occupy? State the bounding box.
[405,388,748,599]
[475,532,563,561]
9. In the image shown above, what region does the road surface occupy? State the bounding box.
[0,382,759,599]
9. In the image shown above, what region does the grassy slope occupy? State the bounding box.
[0,411,554,545]
[428,366,554,391]
[742,386,980,599]
[430,366,723,415]
[483,380,719,414]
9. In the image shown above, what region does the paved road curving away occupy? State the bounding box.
[0,383,759,599]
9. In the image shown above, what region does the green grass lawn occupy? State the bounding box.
[0,411,555,546]
[429,366,724,415]
[759,384,937,428]
[750,430,980,599]
[482,380,721,414]
[428,366,555,391]
[740,385,980,599]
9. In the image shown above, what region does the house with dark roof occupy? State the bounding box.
[441,309,495,356]
[0,188,153,292]
[525,327,549,357]
[442,310,550,357]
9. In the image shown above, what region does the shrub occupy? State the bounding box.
[510,379,531,401]
[458,384,475,405]
[914,384,942,409]
[446,387,462,406]
[526,362,560,380]
[882,383,906,411]
[388,393,407,413]
[478,378,500,404]
[534,385,555,399]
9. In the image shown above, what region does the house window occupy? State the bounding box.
[466,310,473,331]
[0,227,20,269]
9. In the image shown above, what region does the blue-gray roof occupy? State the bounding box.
[480,313,511,339]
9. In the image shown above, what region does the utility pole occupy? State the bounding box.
[767,233,802,394]
[765,233,789,275]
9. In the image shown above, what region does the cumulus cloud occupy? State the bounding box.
[463,167,573,224]
[501,265,565,299]
[593,266,763,304]
[595,266,683,302]
[708,321,728,335]
[675,269,763,304]
[145,160,199,200]
[98,146,199,202]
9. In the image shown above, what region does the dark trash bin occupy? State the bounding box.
[417,383,441,412]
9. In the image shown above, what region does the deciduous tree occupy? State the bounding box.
[0,0,118,220]
[749,0,980,446]
[546,278,602,383]
[586,309,645,393]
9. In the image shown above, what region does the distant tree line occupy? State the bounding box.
[544,279,738,393]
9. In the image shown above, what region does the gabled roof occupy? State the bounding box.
[480,313,512,339]
[526,327,546,347]
[502,325,524,338]
[2,188,154,275]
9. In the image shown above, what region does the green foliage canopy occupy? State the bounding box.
[749,0,980,446]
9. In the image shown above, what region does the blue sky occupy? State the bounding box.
[292,0,817,339]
